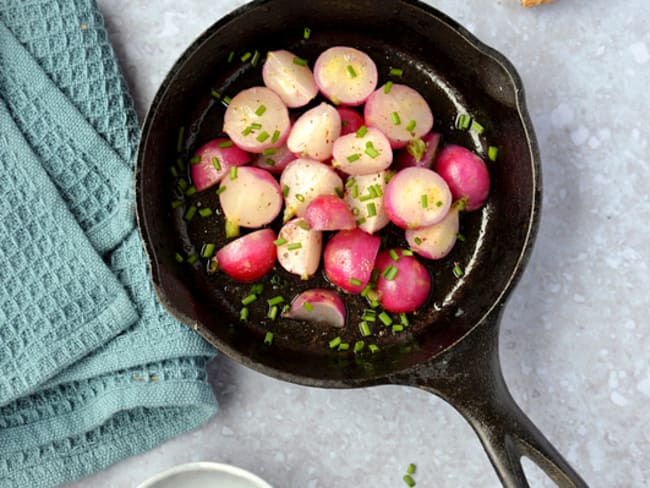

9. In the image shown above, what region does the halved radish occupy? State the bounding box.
[375,249,431,313]
[280,158,343,221]
[213,229,277,283]
[276,218,322,279]
[313,46,378,106]
[405,205,460,259]
[331,127,392,176]
[364,83,433,148]
[434,144,490,212]
[251,143,295,175]
[304,195,356,231]
[337,107,365,135]
[223,86,290,153]
[324,228,381,294]
[190,137,251,191]
[283,289,346,328]
[394,132,441,171]
[343,171,390,234]
[384,167,452,229]
[262,50,319,108]
[218,167,283,237]
[287,102,341,161]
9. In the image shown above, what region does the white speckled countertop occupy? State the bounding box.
[67,1,649,486]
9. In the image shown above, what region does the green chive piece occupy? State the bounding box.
[456,114,472,130]
[241,51,252,62]
[392,324,404,333]
[384,171,395,184]
[287,242,302,251]
[488,145,499,161]
[384,81,393,94]
[360,284,372,298]
[303,27,311,39]
[251,50,261,67]
[303,301,314,312]
[403,474,416,487]
[382,264,397,279]
[186,254,198,265]
[365,145,379,158]
[190,155,201,165]
[356,125,368,138]
[241,294,258,306]
[170,166,178,178]
[421,194,429,208]
[457,233,466,242]
[176,126,185,153]
[242,126,253,136]
[293,56,308,66]
[222,95,232,107]
[255,104,267,116]
[262,147,276,156]
[359,193,373,202]
[268,305,279,320]
[335,187,344,198]
[391,111,401,125]
[346,65,357,78]
[471,119,485,134]
[359,321,372,337]
[370,299,380,308]
[369,344,380,354]
[201,243,216,258]
[436,200,443,207]
[256,131,270,142]
[347,153,361,163]
[171,199,183,209]
[265,158,276,166]
[354,341,365,353]
[211,89,222,100]
[282,184,290,197]
[389,67,404,77]
[178,157,187,170]
[453,262,464,278]
[402,249,414,256]
[351,185,359,199]
[272,130,281,143]
[174,252,184,263]
[297,220,311,230]
[229,166,238,180]
[228,51,235,63]
[268,296,285,306]
[250,122,263,130]
[295,193,305,202]
[218,140,234,148]
[356,217,367,225]
[389,249,400,262]
[400,313,410,327]
[338,343,350,351]
[406,119,417,132]
[208,158,220,172]
[367,202,377,217]
[378,311,392,326]
[185,185,197,196]
[349,277,362,287]
[407,464,416,475]
[345,177,357,188]
[273,237,287,246]
[414,237,422,245]
[367,185,379,198]
[239,307,249,321]
[362,314,376,322]
[199,207,213,218]
[184,206,197,221]
[329,336,342,349]
[216,185,227,195]
[264,331,274,345]
[351,207,361,217]
[250,283,264,295]
[372,184,383,197]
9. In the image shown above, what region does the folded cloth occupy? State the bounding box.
[0,1,218,486]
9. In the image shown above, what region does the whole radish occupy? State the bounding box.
[284,289,346,328]
[190,137,251,191]
[324,228,381,294]
[287,102,341,161]
[276,218,322,279]
[262,49,319,108]
[213,229,277,283]
[434,144,490,211]
[375,249,431,313]
[314,46,378,106]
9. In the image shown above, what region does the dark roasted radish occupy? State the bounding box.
[262,50,319,108]
[213,229,277,283]
[276,218,322,279]
[434,145,490,211]
[375,249,431,313]
[331,127,392,176]
[284,289,346,328]
[314,46,378,106]
[287,102,341,161]
[324,228,381,294]
[304,195,356,231]
[190,137,251,191]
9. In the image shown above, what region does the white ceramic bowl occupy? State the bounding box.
[136,462,273,488]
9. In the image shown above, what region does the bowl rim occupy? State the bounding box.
[135,461,273,488]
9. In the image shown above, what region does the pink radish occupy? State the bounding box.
[223,86,290,153]
[280,158,343,221]
[287,102,341,161]
[283,289,346,328]
[337,107,365,135]
[276,218,322,279]
[324,228,381,294]
[394,132,441,171]
[190,137,251,191]
[405,205,460,260]
[331,126,392,176]
[262,49,319,108]
[375,249,431,313]
[251,143,295,175]
[218,167,283,237]
[364,83,433,148]
[314,46,378,106]
[434,144,490,211]
[384,167,452,229]
[304,195,356,231]
[213,229,277,283]
[344,171,390,234]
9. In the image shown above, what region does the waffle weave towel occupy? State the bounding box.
[0,1,218,486]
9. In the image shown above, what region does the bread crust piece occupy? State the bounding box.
[522,0,556,6]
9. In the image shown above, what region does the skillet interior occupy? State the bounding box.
[136,0,538,386]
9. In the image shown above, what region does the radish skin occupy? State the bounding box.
[434,145,491,211]
[394,132,441,171]
[304,195,356,231]
[324,229,381,294]
[337,107,365,135]
[314,46,378,106]
[405,206,460,259]
[214,229,277,283]
[284,289,346,328]
[287,102,341,161]
[331,127,392,176]
[375,249,431,313]
[276,218,322,279]
[262,49,319,108]
[344,171,390,234]
[252,143,295,175]
[190,138,251,191]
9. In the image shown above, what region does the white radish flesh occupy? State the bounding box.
[394,132,441,171]
[313,46,378,106]
[262,50,319,108]
[190,138,251,191]
[280,158,343,221]
[344,171,390,234]
[304,195,356,231]
[284,289,346,328]
[405,206,460,259]
[287,102,341,161]
[331,127,392,176]
[251,143,295,175]
[218,167,283,237]
[323,229,381,294]
[276,218,322,279]
[214,229,277,283]
[364,83,433,148]
[223,86,290,153]
[384,167,452,229]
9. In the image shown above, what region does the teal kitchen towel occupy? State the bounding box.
[0,1,218,486]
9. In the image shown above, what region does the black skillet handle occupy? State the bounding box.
[408,310,588,488]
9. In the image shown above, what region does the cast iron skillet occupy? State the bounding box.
[135,0,587,486]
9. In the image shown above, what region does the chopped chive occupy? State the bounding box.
[218,140,234,148]
[421,194,428,208]
[329,336,342,349]
[303,301,314,312]
[367,202,377,217]
[356,125,368,138]
[453,262,464,278]
[400,313,410,327]
[356,217,367,225]
[184,205,197,221]
[351,185,359,199]
[251,50,261,67]
[406,119,417,132]
[365,145,379,158]
[272,130,281,143]
[222,95,232,107]
[391,111,401,125]
[338,343,350,351]
[362,314,376,322]
[297,220,311,230]
[171,199,183,209]
[170,165,178,178]
[186,254,198,265]
[457,233,466,242]
[241,294,258,306]
[185,185,197,196]
[190,155,201,165]
[436,200,443,207]
[370,299,380,308]
[250,122,263,129]
[295,193,305,202]
[255,104,267,116]
[250,283,264,295]
[174,252,184,263]
[216,185,227,195]
[378,311,392,326]
[229,166,238,180]
[456,114,472,130]
[270,274,282,285]
[384,81,393,94]
[211,89,222,100]
[389,249,400,262]
[240,51,252,62]
[273,237,287,246]
[265,158,276,166]
[242,126,253,136]
[282,184,290,197]
[389,67,404,77]
[382,265,398,280]
[349,277,362,286]
[303,27,311,39]
[177,157,187,170]
[293,56,308,66]
[287,242,302,251]
[471,119,485,135]
[407,464,416,475]
[211,157,222,171]
[359,321,372,337]
[384,171,395,184]
[358,193,373,202]
[367,185,379,198]
[354,341,365,353]
[240,307,249,321]
[264,331,274,345]
[347,153,361,162]
[414,237,422,245]
[199,207,213,218]
[256,131,270,142]
[176,126,185,153]
[392,324,404,333]
[262,147,276,155]
[346,65,357,78]
[372,184,384,197]
[201,243,216,258]
[488,145,499,161]
[345,177,357,188]
[402,249,414,256]
[360,284,372,297]
[335,187,344,198]
[268,296,285,306]
[370,268,380,285]
[227,51,235,63]
[369,344,380,354]
[403,474,416,487]
[268,306,279,320]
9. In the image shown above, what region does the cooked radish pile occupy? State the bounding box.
[176,45,493,336]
